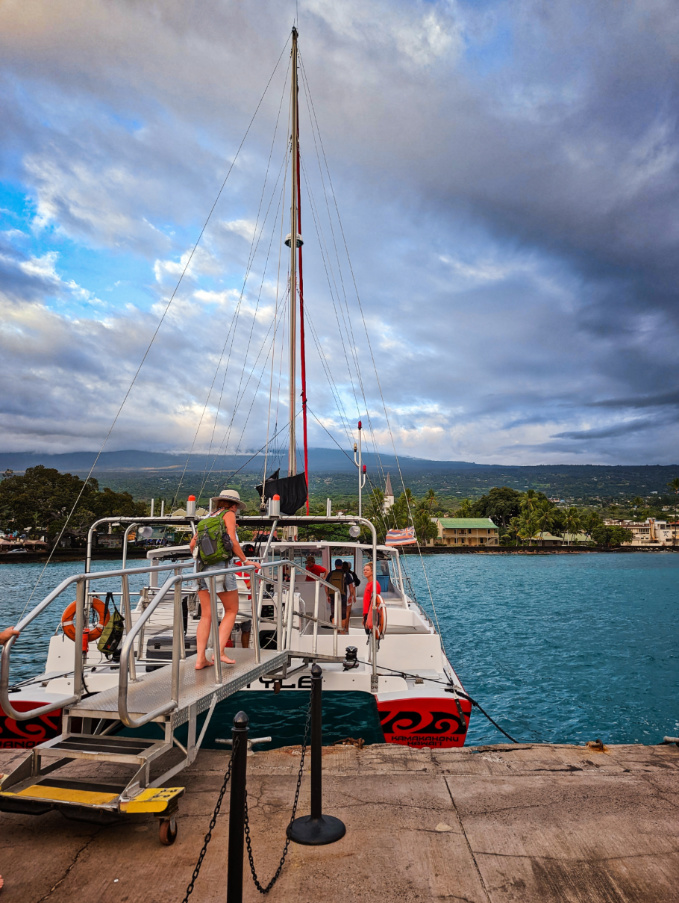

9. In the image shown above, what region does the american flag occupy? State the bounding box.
[385,526,417,546]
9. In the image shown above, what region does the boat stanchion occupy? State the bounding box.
[287,663,346,845]
[227,711,249,903]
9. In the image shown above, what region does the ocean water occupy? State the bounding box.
[404,552,679,746]
[1,553,678,746]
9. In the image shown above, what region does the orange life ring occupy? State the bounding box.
[61,597,109,642]
[367,595,387,640]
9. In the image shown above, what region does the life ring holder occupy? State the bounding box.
[61,596,109,642]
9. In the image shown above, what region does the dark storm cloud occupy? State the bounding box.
[585,390,679,410]
[0,0,677,463]
[553,418,664,441]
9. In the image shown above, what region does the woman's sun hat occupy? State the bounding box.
[210,489,246,511]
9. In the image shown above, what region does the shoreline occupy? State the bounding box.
[405,544,679,554]
[2,545,678,564]
[0,547,153,564]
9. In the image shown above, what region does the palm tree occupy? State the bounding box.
[563,507,582,546]
[535,501,555,546]
[456,498,473,517]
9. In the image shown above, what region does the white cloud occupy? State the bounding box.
[0,0,677,464]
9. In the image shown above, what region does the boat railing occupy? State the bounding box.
[2,514,383,721]
[84,515,198,575]
[117,560,262,728]
[0,558,196,722]
[255,559,345,657]
[118,556,348,728]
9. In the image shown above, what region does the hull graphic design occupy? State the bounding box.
[377,697,471,749]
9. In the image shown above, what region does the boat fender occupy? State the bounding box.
[61,597,109,642]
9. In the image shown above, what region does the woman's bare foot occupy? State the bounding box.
[195,658,214,670]
[220,655,236,665]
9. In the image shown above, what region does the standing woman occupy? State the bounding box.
[190,489,255,670]
[361,561,381,632]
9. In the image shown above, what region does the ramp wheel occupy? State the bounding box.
[159,816,178,846]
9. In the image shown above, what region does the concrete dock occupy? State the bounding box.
[1,742,677,902]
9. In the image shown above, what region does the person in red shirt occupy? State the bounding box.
[305,555,327,582]
[362,561,381,630]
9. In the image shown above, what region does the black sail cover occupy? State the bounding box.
[256,469,308,515]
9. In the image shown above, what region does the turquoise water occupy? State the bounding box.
[1,553,678,746]
[404,552,679,746]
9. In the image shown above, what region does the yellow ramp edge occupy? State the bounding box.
[2,785,119,807]
[120,787,184,814]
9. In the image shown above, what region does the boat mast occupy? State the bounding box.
[288,26,299,479]
[297,119,310,513]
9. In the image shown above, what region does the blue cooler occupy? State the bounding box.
[377,574,390,593]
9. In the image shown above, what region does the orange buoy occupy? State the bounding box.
[61,597,109,642]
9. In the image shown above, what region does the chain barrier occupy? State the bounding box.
[181,738,236,903]
[244,695,312,894]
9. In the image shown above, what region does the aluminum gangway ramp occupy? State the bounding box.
[0,648,288,844]
[67,647,288,727]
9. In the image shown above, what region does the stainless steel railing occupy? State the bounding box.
[0,558,195,722]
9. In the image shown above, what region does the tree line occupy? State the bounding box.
[360,483,679,547]
[0,466,146,540]
[2,466,676,550]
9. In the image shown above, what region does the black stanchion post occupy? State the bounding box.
[227,711,249,903]
[287,663,346,845]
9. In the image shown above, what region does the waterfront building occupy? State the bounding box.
[526,531,590,546]
[436,517,499,547]
[606,517,678,547]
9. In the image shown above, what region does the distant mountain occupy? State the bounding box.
[0,448,487,475]
[1,449,677,502]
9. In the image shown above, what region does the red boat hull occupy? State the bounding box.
[377,696,471,748]
[0,701,62,750]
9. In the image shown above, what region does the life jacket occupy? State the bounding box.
[195,513,233,566]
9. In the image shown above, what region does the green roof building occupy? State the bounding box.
[436,518,499,547]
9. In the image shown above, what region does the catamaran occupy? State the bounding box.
[0,28,470,840]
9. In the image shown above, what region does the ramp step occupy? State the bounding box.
[2,783,120,807]
[37,733,170,765]
[0,779,184,814]
[49,736,158,756]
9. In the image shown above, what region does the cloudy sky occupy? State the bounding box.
[1,0,678,467]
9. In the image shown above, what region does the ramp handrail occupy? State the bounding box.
[3,515,380,725]
[116,557,343,728]
[0,558,195,722]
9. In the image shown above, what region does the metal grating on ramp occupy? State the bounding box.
[67,648,288,727]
